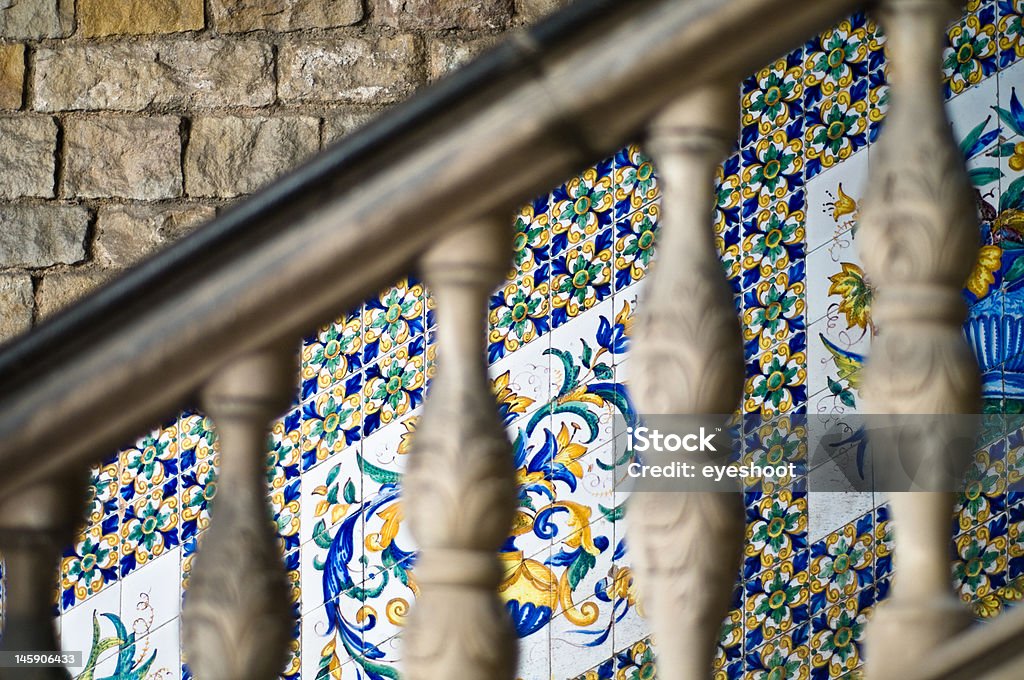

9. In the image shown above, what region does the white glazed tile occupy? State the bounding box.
[359,409,418,487]
[357,564,414,660]
[808,440,874,543]
[550,599,613,680]
[300,598,363,680]
[948,69,1000,145]
[999,57,1024,114]
[119,547,181,634]
[508,411,559,562]
[517,619,551,680]
[61,582,121,677]
[488,327,553,426]
[131,618,181,680]
[550,297,616,389]
[805,316,871,403]
[808,492,875,545]
[300,446,363,550]
[804,148,869,256]
[548,444,617,607]
[610,576,649,653]
[300,513,367,615]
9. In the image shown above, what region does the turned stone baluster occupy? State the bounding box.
[627,84,746,679]
[403,221,518,680]
[182,348,297,680]
[0,474,86,680]
[857,0,980,676]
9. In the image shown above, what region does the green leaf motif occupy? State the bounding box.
[1005,254,1024,284]
[325,464,341,488]
[1004,175,1024,211]
[839,389,856,408]
[567,549,597,590]
[313,519,332,549]
[358,452,402,485]
[969,167,1002,188]
[600,504,626,522]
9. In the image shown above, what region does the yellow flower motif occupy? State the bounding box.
[974,593,1002,618]
[828,262,872,330]
[998,577,1024,603]
[492,370,535,417]
[558,384,606,408]
[827,182,859,226]
[966,245,1002,299]
[553,423,588,479]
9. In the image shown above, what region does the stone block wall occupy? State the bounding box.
[0,0,556,342]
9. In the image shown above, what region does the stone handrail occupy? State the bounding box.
[0,0,859,499]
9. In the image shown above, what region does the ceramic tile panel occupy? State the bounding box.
[741,48,806,148]
[808,585,876,680]
[944,2,999,98]
[302,310,363,400]
[551,158,616,255]
[613,146,659,219]
[47,6,1024,680]
[803,13,878,107]
[551,231,614,329]
[999,0,1024,69]
[744,332,808,416]
[804,147,867,259]
[60,583,122,678]
[809,513,874,616]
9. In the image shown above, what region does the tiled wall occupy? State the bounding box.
[14,2,1024,679]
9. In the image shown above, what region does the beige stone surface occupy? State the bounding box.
[64,117,182,200]
[427,36,496,81]
[185,116,320,197]
[373,0,512,30]
[0,205,88,267]
[159,40,276,108]
[514,0,565,24]
[79,0,204,37]
[211,0,362,32]
[0,0,71,39]
[36,270,111,319]
[96,204,215,267]
[0,274,33,342]
[322,108,382,144]
[0,116,56,198]
[0,43,24,109]
[34,41,274,112]
[278,35,420,104]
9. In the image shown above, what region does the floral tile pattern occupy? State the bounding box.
[944,3,999,97]
[49,7,1024,680]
